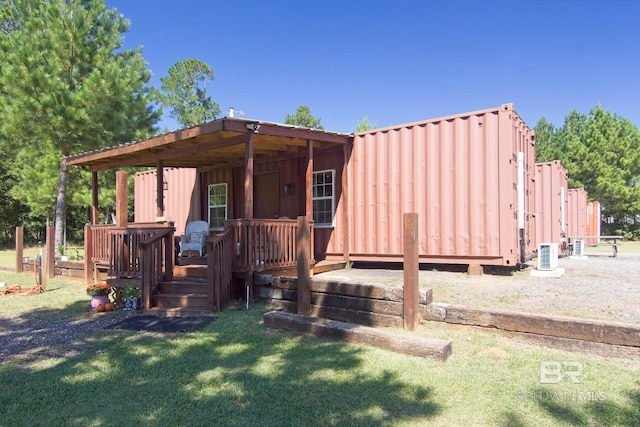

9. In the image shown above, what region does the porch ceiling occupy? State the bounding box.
[66,118,353,171]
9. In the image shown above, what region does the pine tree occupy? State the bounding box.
[159,58,221,128]
[534,106,640,236]
[0,0,159,249]
[284,105,324,129]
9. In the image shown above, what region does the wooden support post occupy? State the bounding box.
[403,213,419,331]
[297,215,311,315]
[46,225,55,281]
[244,133,254,219]
[15,226,24,273]
[84,225,92,286]
[116,171,128,227]
[91,171,99,225]
[305,140,313,219]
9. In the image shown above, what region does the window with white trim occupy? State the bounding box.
[208,183,227,230]
[312,169,335,227]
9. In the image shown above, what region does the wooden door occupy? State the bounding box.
[254,172,280,218]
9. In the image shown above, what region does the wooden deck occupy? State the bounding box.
[85,218,320,315]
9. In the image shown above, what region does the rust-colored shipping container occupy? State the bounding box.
[324,103,536,267]
[133,104,536,268]
[586,201,601,244]
[134,168,200,236]
[567,188,588,242]
[534,161,568,249]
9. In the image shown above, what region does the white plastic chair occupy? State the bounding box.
[179,221,209,257]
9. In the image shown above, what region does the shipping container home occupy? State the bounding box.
[323,103,536,267]
[586,201,601,244]
[66,103,536,313]
[134,103,536,268]
[567,188,589,240]
[534,161,568,250]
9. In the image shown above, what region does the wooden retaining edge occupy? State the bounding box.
[261,281,434,328]
[422,303,640,347]
[263,310,452,361]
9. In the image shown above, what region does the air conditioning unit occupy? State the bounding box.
[573,240,585,257]
[538,243,559,271]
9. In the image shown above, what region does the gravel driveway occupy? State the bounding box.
[315,252,640,324]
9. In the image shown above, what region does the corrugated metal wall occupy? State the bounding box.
[134,168,199,236]
[325,104,535,266]
[586,201,601,244]
[534,161,568,247]
[567,188,588,240]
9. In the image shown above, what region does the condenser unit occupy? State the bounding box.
[573,240,585,257]
[538,243,559,270]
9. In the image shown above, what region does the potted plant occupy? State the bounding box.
[122,287,142,311]
[86,283,112,309]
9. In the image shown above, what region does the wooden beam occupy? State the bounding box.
[156,161,164,217]
[263,310,452,361]
[403,213,419,331]
[15,226,23,273]
[83,133,250,171]
[91,171,99,224]
[423,303,640,347]
[244,133,254,219]
[305,140,313,219]
[297,216,311,315]
[67,120,226,166]
[116,171,128,227]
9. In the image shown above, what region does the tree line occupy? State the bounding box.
[535,106,640,239]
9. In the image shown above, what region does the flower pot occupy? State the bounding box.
[124,297,140,311]
[91,295,110,309]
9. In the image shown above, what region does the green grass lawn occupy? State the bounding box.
[1,271,639,426]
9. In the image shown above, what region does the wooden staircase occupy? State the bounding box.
[143,264,213,317]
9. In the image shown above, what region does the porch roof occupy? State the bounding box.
[66,117,353,171]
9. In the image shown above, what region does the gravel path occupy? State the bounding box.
[0,309,136,365]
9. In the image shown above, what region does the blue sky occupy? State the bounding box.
[107,0,640,134]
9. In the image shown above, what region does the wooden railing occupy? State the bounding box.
[84,222,175,286]
[140,228,175,310]
[207,229,233,311]
[226,218,313,273]
[83,218,311,312]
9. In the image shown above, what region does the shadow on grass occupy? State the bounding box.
[528,385,640,426]
[0,303,441,426]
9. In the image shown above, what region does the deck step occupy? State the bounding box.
[153,292,210,308]
[142,306,214,317]
[174,264,208,279]
[159,281,208,294]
